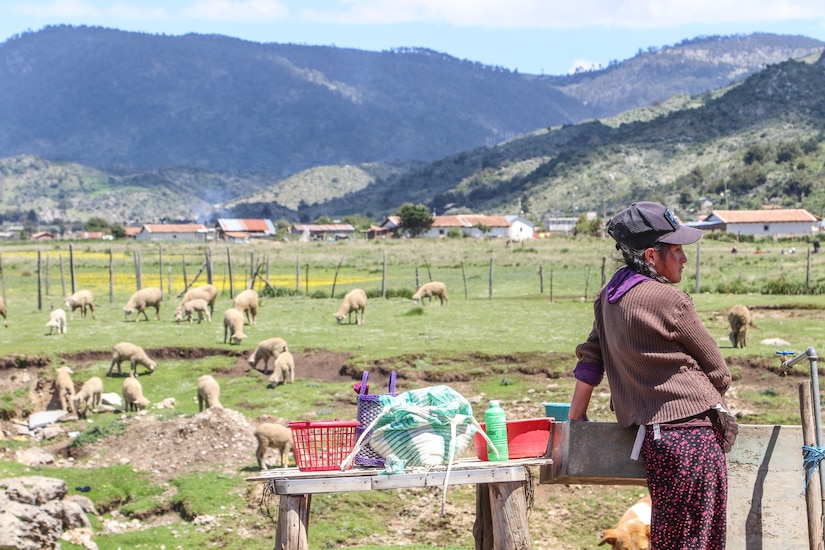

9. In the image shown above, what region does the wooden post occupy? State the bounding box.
[488,257,493,300]
[249,251,255,290]
[799,380,825,550]
[167,267,173,295]
[108,249,114,303]
[69,243,76,295]
[182,256,188,289]
[694,239,701,294]
[226,246,235,299]
[601,256,606,287]
[206,248,213,286]
[539,263,544,294]
[59,254,66,298]
[304,264,309,294]
[423,257,433,281]
[583,266,591,301]
[474,482,531,550]
[415,265,420,291]
[331,256,345,299]
[275,494,312,550]
[37,250,43,311]
[461,261,468,300]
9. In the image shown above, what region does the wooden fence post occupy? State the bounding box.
[601,256,606,288]
[539,262,544,294]
[133,249,142,290]
[331,256,345,299]
[584,266,591,301]
[182,255,188,289]
[304,264,309,294]
[461,261,468,300]
[206,248,213,286]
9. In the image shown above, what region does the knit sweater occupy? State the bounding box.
[575,268,731,428]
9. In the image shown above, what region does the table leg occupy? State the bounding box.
[274,493,311,550]
[474,481,531,550]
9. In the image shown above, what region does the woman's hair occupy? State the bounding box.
[614,241,671,283]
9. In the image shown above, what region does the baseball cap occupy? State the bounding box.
[607,202,703,249]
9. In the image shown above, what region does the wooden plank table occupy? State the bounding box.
[246,457,552,550]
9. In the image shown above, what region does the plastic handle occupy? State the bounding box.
[389,371,397,394]
[359,371,369,396]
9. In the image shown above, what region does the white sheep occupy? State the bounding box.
[247,337,289,373]
[223,308,247,344]
[728,304,752,348]
[174,298,212,324]
[412,281,449,305]
[233,289,259,325]
[65,290,96,320]
[122,376,149,412]
[197,374,223,411]
[108,342,157,377]
[175,284,218,316]
[73,376,104,418]
[254,422,294,469]
[55,366,76,413]
[123,286,163,322]
[267,351,295,386]
[46,307,67,335]
[0,295,6,327]
[334,288,367,325]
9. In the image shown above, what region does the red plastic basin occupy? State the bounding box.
[473,418,552,461]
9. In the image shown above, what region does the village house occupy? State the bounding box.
[215,219,277,241]
[417,214,511,238]
[134,223,208,242]
[690,209,820,238]
[290,223,356,241]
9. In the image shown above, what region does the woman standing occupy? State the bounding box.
[570,201,732,549]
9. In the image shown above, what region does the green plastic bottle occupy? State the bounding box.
[485,400,509,461]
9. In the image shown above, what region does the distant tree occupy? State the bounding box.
[520,193,531,215]
[397,203,433,237]
[574,215,603,237]
[110,224,126,239]
[84,216,110,233]
[314,216,333,225]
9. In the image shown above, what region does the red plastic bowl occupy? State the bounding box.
[473,418,552,461]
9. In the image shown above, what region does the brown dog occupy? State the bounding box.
[598,494,651,549]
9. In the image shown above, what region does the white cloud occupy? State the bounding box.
[182,0,289,22]
[12,0,102,18]
[568,59,601,74]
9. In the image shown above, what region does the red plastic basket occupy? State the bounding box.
[289,420,360,472]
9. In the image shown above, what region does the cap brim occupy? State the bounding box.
[658,225,703,245]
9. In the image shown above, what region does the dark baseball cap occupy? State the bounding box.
[607,202,703,249]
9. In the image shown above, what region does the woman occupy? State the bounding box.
[570,201,732,550]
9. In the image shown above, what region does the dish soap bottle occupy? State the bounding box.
[485,400,509,461]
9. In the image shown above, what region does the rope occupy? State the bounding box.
[259,479,278,521]
[802,444,825,490]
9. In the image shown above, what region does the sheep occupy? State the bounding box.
[197,374,223,411]
[223,308,247,344]
[123,286,163,322]
[728,304,752,348]
[334,288,367,325]
[174,297,212,324]
[267,351,295,386]
[54,366,76,413]
[247,337,289,373]
[254,422,294,469]
[412,281,448,305]
[122,376,149,412]
[46,307,67,335]
[73,376,104,418]
[175,283,218,316]
[108,342,157,377]
[233,289,259,325]
[0,295,6,327]
[65,290,95,320]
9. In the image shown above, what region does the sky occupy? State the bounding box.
[3,1,825,75]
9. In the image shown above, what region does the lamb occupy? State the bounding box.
[223,308,247,344]
[598,494,651,549]
[728,304,752,348]
[254,422,294,469]
[54,366,76,413]
[197,374,223,411]
[233,288,259,325]
[247,337,289,373]
[334,288,367,325]
[412,281,448,305]
[123,286,163,322]
[0,295,6,327]
[175,284,218,316]
[65,290,96,320]
[108,342,157,377]
[267,351,295,386]
[122,376,150,412]
[174,297,212,324]
[73,376,104,418]
[46,307,67,335]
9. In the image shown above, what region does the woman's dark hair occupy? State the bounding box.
[615,241,670,283]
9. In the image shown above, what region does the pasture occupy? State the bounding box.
[0,234,824,549]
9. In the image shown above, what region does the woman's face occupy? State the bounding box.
[648,243,688,283]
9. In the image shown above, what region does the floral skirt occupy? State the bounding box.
[641,424,727,550]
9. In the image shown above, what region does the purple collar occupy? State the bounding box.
[605,267,651,303]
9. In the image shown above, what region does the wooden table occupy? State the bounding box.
[246,457,552,550]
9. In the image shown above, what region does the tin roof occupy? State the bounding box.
[141,224,206,233]
[216,219,276,234]
[707,209,818,224]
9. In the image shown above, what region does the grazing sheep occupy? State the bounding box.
[412,281,448,305]
[197,374,223,411]
[123,286,163,322]
[0,295,6,327]
[223,308,247,344]
[46,307,67,335]
[65,290,96,320]
[728,304,752,348]
[247,337,289,373]
[254,422,294,469]
[176,283,218,315]
[108,342,157,377]
[233,289,259,325]
[267,351,295,386]
[55,366,76,413]
[73,376,104,418]
[334,288,367,325]
[122,376,150,412]
[174,298,212,324]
